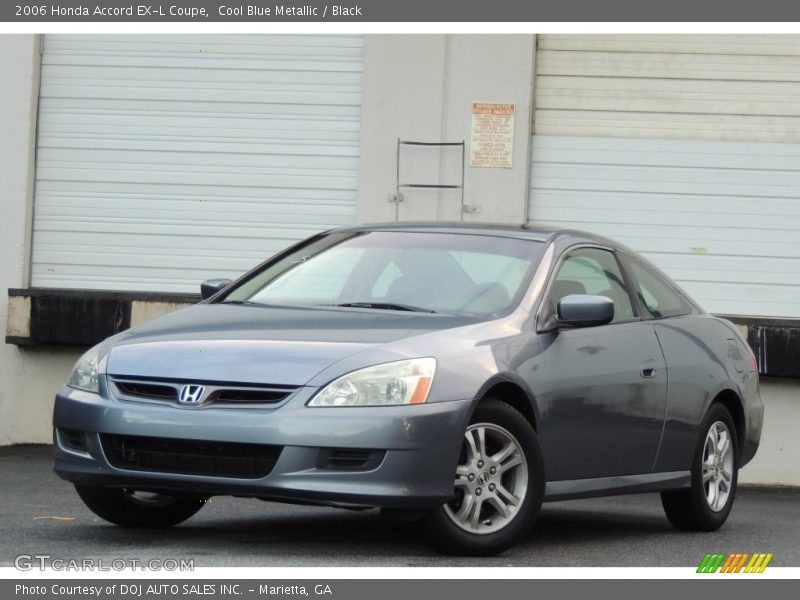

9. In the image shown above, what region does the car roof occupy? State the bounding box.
[331,221,621,247]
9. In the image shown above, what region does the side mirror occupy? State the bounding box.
[557,294,614,328]
[200,278,232,300]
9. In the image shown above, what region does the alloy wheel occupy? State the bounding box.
[702,421,734,512]
[444,422,528,534]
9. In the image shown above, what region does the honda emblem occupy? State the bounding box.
[178,384,205,405]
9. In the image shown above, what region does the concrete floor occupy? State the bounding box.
[2,445,798,567]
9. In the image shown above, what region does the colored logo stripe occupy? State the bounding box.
[720,553,748,573]
[697,553,726,573]
[697,552,773,573]
[720,553,737,572]
[745,553,773,573]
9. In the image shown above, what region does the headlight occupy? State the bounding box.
[67,343,105,393]
[308,358,436,407]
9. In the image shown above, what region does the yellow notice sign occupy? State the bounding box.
[470,102,515,168]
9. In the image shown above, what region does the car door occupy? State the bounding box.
[530,246,668,481]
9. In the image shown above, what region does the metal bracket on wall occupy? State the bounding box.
[392,138,466,221]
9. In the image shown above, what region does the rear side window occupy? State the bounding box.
[626,257,692,319]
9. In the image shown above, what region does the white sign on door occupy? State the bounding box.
[470,102,515,168]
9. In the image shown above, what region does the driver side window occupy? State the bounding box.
[550,247,636,323]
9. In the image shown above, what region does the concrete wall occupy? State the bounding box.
[357,35,448,223]
[0,35,84,445]
[739,379,800,485]
[357,35,536,224]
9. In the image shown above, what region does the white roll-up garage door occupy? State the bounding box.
[32,34,364,293]
[530,35,800,318]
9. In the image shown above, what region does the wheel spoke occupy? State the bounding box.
[486,494,511,519]
[464,430,479,464]
[703,454,714,483]
[467,496,484,529]
[707,479,718,509]
[490,441,515,464]
[495,483,521,507]
[455,492,476,522]
[717,430,729,456]
[499,452,523,474]
[476,427,488,461]
[704,438,715,462]
[712,424,721,448]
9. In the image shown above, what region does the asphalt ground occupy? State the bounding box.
[1,445,798,568]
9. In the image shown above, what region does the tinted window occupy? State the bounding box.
[549,247,636,323]
[626,257,692,319]
[222,231,543,318]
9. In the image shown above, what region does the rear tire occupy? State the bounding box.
[424,399,544,556]
[75,485,206,528]
[661,403,738,531]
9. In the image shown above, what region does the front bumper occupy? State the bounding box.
[52,384,472,509]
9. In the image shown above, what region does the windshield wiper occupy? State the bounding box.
[326,302,437,313]
[217,300,274,307]
[221,300,438,313]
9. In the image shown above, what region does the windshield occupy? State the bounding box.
[220,231,543,317]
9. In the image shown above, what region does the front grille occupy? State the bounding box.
[115,381,178,401]
[101,434,282,479]
[209,389,290,404]
[109,377,297,407]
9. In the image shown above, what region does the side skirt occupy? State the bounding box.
[544,471,691,502]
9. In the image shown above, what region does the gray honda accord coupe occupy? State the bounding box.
[53,223,763,555]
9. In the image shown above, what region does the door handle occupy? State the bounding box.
[640,360,657,378]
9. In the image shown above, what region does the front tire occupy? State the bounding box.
[424,399,544,556]
[75,485,206,528]
[661,403,738,531]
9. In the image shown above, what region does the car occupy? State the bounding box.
[52,223,763,555]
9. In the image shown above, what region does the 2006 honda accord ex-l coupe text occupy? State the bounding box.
[53,223,763,555]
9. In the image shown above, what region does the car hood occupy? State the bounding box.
[106,303,479,386]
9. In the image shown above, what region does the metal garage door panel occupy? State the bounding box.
[32,34,364,292]
[532,35,800,317]
[529,136,800,318]
[535,34,800,143]
[538,34,800,55]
